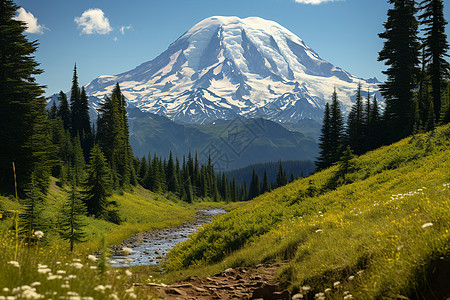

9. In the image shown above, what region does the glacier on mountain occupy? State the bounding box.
[84,16,381,124]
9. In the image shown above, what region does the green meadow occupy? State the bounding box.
[164,124,450,299]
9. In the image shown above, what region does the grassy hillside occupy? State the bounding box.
[165,124,450,299]
[0,180,241,299]
[1,183,197,252]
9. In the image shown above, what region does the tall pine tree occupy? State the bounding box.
[0,0,50,194]
[419,0,450,122]
[347,83,365,155]
[59,177,87,251]
[57,91,71,131]
[329,90,345,164]
[83,145,111,218]
[378,0,420,142]
[316,103,332,170]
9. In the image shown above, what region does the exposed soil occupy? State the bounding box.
[140,262,291,300]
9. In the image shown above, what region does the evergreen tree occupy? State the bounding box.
[231,178,238,202]
[248,170,261,200]
[83,145,111,218]
[367,96,383,149]
[276,162,287,188]
[59,177,87,251]
[419,0,450,122]
[347,83,365,155]
[96,84,134,188]
[70,65,81,137]
[48,100,57,119]
[290,173,296,183]
[241,181,248,201]
[0,0,50,194]
[262,169,270,193]
[330,90,345,163]
[166,152,178,193]
[306,179,318,197]
[57,91,71,131]
[72,135,85,185]
[79,87,93,159]
[335,145,357,186]
[20,173,45,242]
[378,0,421,142]
[184,170,194,203]
[316,103,333,170]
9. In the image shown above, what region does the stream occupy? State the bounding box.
[109,207,227,267]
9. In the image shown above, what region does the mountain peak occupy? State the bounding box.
[84,16,381,124]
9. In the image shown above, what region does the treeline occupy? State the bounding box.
[135,152,290,202]
[316,0,450,170]
[225,160,315,187]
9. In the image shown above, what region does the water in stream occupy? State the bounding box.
[110,208,227,267]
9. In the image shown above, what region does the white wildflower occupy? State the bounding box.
[72,258,81,262]
[109,293,119,300]
[315,292,325,299]
[30,282,41,287]
[344,295,353,299]
[33,231,44,239]
[315,229,323,233]
[125,269,132,276]
[128,293,137,299]
[90,266,97,270]
[348,275,355,281]
[7,261,19,268]
[69,262,83,269]
[46,275,62,280]
[302,285,311,292]
[56,270,66,274]
[421,222,433,229]
[94,285,106,293]
[333,281,341,288]
[37,268,51,274]
[324,288,332,293]
[87,255,97,262]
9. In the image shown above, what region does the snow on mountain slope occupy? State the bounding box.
[84,16,381,124]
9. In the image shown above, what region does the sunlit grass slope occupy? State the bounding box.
[1,184,197,252]
[0,180,241,298]
[165,124,450,299]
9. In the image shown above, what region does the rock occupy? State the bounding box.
[194,286,208,293]
[165,288,186,295]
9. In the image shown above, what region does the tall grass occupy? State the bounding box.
[164,124,450,298]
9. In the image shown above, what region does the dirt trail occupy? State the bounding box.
[141,263,291,300]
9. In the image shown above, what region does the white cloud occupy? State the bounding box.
[120,25,133,35]
[14,7,47,34]
[113,37,118,42]
[74,8,112,35]
[294,0,339,4]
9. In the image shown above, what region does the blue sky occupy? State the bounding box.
[14,0,450,96]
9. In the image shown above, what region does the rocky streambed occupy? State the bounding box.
[109,207,227,267]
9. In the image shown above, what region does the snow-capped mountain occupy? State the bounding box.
[84,16,381,124]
